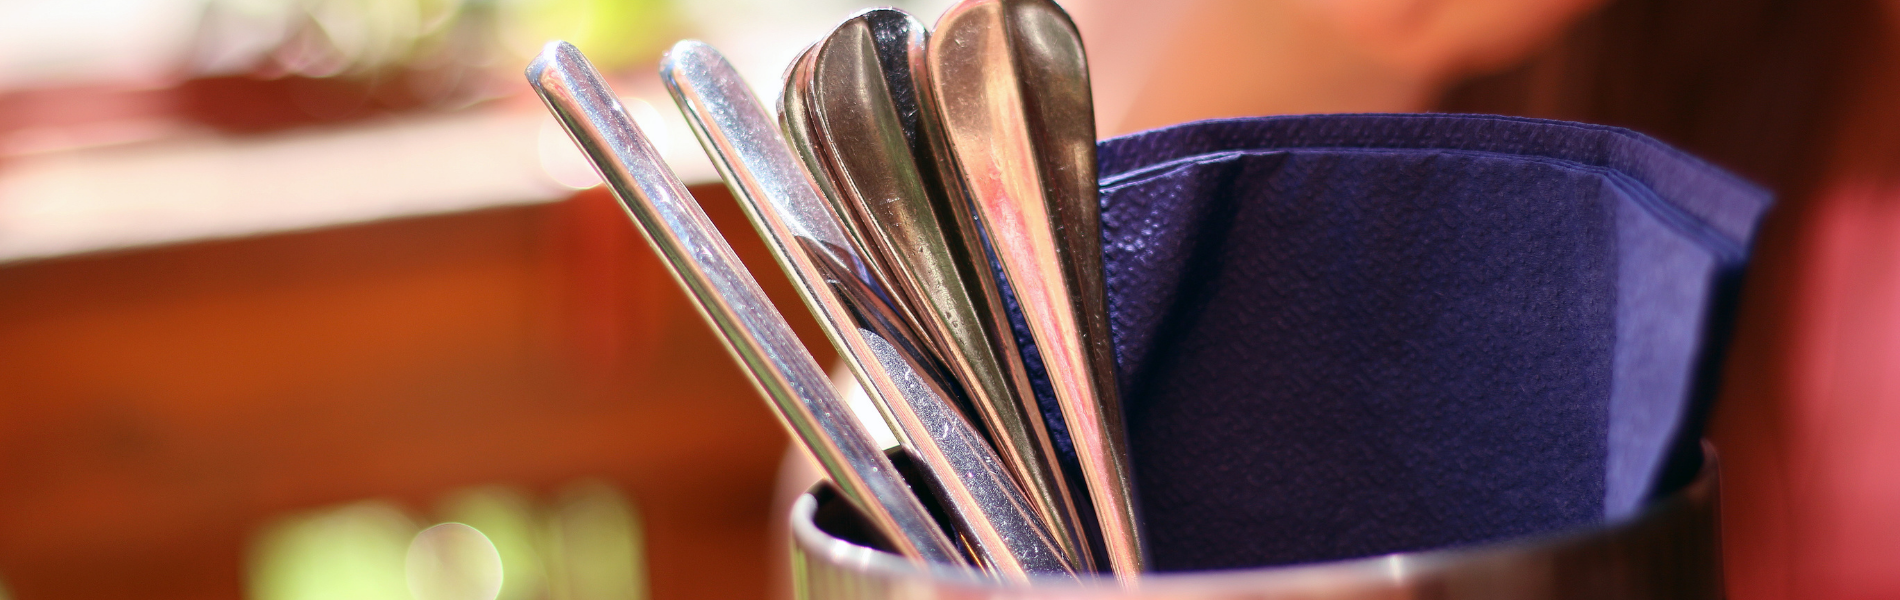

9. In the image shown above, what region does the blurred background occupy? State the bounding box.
[0,0,1895,599]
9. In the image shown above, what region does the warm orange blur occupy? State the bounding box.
[4,1,1899,599]
[0,184,831,600]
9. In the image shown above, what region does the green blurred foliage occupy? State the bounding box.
[248,502,418,600]
[438,488,548,600]
[199,0,679,78]
[247,482,646,600]
[499,0,680,70]
[542,482,646,600]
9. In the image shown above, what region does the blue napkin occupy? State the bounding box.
[1005,114,1770,572]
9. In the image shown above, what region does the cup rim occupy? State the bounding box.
[789,441,1719,593]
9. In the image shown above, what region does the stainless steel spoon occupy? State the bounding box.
[797,8,1092,573]
[661,40,1074,581]
[778,43,907,317]
[928,0,1147,582]
[523,41,961,567]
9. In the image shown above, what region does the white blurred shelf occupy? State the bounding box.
[0,90,718,264]
[0,0,987,265]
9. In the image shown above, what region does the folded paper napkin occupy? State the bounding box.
[1006,114,1770,572]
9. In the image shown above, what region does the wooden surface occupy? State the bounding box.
[0,183,827,600]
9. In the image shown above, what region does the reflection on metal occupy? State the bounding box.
[528,41,958,567]
[794,9,1091,573]
[928,0,1145,581]
[805,235,1076,580]
[790,447,1727,599]
[778,42,902,318]
[662,39,1072,581]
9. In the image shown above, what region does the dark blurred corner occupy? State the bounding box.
[1440,2,1900,599]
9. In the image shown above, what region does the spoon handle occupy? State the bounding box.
[663,40,1074,581]
[797,8,1094,573]
[929,0,1148,582]
[525,41,960,567]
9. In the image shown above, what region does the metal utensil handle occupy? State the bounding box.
[524,41,957,566]
[661,39,1074,581]
[801,8,1093,573]
[928,0,1147,582]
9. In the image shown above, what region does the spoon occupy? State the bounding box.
[797,7,1092,573]
[928,0,1147,581]
[661,40,1074,581]
[778,44,906,316]
[524,41,961,567]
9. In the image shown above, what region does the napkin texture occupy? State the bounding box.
[1009,114,1770,572]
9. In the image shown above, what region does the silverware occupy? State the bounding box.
[795,8,1092,573]
[523,41,962,567]
[661,40,1074,581]
[928,0,1147,581]
[778,43,907,318]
